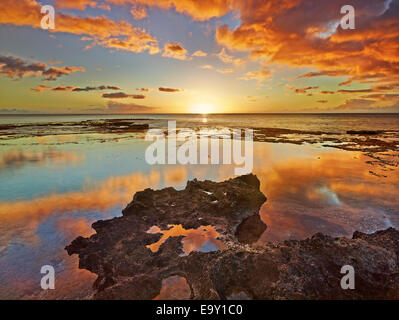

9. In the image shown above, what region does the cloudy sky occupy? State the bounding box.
[0,0,398,113]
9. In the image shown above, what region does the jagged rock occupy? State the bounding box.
[66,174,399,300]
[66,174,267,299]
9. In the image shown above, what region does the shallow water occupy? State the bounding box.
[0,114,398,299]
[146,225,225,255]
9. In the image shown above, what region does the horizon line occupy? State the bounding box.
[1,112,399,116]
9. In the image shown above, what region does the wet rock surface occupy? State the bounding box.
[2,120,398,174]
[0,119,149,140]
[250,127,399,173]
[67,174,399,300]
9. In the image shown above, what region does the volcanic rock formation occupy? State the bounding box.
[66,174,399,299]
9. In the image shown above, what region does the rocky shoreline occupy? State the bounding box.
[0,119,149,140]
[66,174,399,300]
[2,119,398,173]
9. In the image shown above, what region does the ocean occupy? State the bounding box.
[0,113,398,299]
[2,113,399,132]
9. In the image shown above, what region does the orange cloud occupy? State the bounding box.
[162,42,188,60]
[106,0,233,21]
[130,4,148,19]
[136,88,151,92]
[215,0,399,88]
[240,68,272,82]
[54,0,97,10]
[192,50,208,57]
[30,84,53,93]
[216,68,233,74]
[216,48,245,65]
[0,0,159,54]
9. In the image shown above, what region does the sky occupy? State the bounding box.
[0,0,398,114]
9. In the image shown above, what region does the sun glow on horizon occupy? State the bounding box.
[189,103,216,114]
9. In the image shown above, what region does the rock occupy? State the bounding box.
[347,130,381,135]
[66,174,267,299]
[66,175,399,300]
[235,214,266,244]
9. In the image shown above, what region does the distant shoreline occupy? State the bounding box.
[1,113,399,116]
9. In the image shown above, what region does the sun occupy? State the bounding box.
[189,103,215,114]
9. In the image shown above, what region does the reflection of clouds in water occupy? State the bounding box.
[0,164,232,249]
[0,164,231,298]
[163,166,187,186]
[35,135,79,145]
[154,275,191,300]
[255,146,399,242]
[1,140,398,298]
[317,187,341,206]
[57,216,95,239]
[0,171,161,250]
[0,148,85,171]
[0,215,97,300]
[1,144,396,248]
[146,224,225,255]
[0,162,231,299]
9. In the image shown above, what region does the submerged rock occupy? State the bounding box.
[66,174,399,300]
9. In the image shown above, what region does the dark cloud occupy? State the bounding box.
[162,42,188,60]
[158,87,183,93]
[337,89,373,94]
[52,86,76,91]
[165,43,185,52]
[72,85,120,92]
[31,84,121,93]
[372,83,399,91]
[292,86,319,94]
[0,55,84,81]
[102,92,146,99]
[319,91,336,95]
